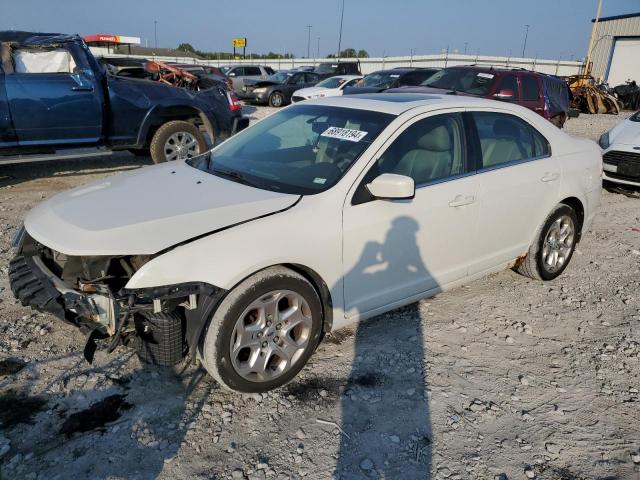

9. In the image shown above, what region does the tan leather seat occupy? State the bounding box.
[481,119,530,167]
[394,125,452,184]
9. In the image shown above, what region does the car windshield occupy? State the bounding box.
[315,63,338,74]
[267,72,291,84]
[421,68,496,95]
[359,71,401,88]
[187,105,395,195]
[315,77,347,89]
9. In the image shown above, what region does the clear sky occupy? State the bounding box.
[3,0,639,59]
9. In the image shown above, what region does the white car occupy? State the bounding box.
[291,75,362,103]
[10,94,602,393]
[599,111,640,187]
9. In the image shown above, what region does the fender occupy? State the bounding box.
[135,101,217,148]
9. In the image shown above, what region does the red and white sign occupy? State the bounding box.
[83,34,141,45]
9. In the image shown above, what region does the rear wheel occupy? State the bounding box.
[149,121,207,163]
[517,204,579,281]
[202,266,323,393]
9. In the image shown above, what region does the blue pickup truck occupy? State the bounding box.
[0,31,248,164]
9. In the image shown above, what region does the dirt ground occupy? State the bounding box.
[0,108,639,480]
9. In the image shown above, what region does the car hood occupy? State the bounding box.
[25,161,299,256]
[294,86,327,97]
[245,79,281,88]
[343,86,388,95]
[610,119,640,146]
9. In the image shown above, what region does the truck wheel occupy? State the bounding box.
[150,121,207,163]
[516,204,579,281]
[269,92,285,108]
[133,310,185,366]
[201,266,323,393]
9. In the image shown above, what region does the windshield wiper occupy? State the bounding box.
[212,167,260,188]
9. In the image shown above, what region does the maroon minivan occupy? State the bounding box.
[389,66,571,128]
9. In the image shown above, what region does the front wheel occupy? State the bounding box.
[201,266,323,393]
[149,120,207,164]
[517,204,579,281]
[268,91,285,108]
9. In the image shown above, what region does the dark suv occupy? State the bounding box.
[343,67,440,95]
[314,61,362,79]
[389,66,570,128]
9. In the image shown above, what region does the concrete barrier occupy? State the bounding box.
[92,49,582,77]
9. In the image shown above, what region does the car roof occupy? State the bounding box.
[302,92,521,115]
[445,65,545,76]
[370,68,417,74]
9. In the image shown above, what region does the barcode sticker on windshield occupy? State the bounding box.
[477,73,494,79]
[321,127,368,142]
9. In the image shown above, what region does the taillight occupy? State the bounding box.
[226,88,242,112]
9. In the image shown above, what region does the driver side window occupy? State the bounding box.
[375,113,466,185]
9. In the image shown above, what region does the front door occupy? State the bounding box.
[342,112,480,318]
[5,46,102,146]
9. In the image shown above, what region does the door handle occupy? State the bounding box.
[71,85,93,92]
[448,195,475,207]
[541,172,559,182]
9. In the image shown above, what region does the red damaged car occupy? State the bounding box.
[388,65,571,128]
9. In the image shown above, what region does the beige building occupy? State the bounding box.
[589,12,640,85]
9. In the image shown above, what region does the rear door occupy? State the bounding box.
[4,44,102,146]
[467,110,559,275]
[519,74,544,116]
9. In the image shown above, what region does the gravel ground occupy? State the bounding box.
[0,109,639,480]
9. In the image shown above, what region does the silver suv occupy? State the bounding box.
[220,65,275,97]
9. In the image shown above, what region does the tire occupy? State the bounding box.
[149,120,207,164]
[134,311,185,366]
[268,91,285,108]
[128,148,150,157]
[516,204,579,281]
[202,266,323,393]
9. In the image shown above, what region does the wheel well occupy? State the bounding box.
[283,263,333,335]
[560,197,585,238]
[144,106,212,147]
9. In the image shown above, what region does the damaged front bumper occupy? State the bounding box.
[9,238,225,364]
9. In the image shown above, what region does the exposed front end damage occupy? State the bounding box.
[9,229,224,364]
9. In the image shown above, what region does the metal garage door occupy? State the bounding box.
[607,37,640,86]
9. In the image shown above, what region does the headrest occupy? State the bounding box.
[493,119,520,139]
[416,125,451,152]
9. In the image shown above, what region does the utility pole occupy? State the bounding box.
[464,42,468,55]
[317,37,320,59]
[337,0,345,58]
[521,24,529,58]
[154,20,158,49]
[585,0,603,76]
[306,25,312,58]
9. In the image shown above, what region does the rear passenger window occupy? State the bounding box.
[264,67,275,75]
[244,67,261,76]
[521,77,540,101]
[472,112,550,169]
[496,75,518,95]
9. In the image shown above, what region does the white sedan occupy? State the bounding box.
[10,94,602,393]
[291,75,362,103]
[599,111,640,187]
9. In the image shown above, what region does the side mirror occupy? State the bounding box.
[494,89,514,100]
[366,173,415,200]
[228,72,236,77]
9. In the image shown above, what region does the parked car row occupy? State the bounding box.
[599,110,640,188]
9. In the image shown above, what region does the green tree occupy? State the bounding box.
[357,49,369,58]
[177,43,196,53]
